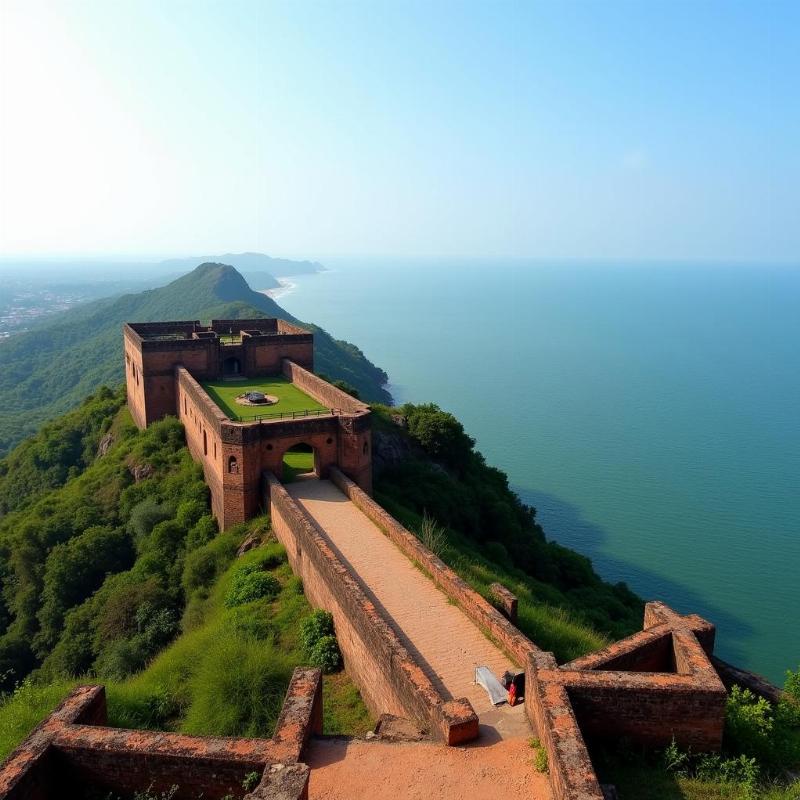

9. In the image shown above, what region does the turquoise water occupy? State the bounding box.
[277,260,799,683]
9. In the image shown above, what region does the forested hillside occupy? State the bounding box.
[0,263,389,454]
[0,387,370,755]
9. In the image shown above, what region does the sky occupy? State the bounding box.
[0,0,797,262]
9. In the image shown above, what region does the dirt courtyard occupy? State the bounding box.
[305,737,553,800]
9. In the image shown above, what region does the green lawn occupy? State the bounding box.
[201,377,327,421]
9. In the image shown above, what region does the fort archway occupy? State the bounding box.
[281,442,317,482]
[223,356,241,377]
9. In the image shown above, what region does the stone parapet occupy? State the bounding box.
[0,669,322,800]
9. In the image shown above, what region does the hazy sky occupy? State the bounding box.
[0,0,797,262]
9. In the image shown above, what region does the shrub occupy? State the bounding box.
[726,686,773,744]
[186,515,217,551]
[484,540,511,568]
[300,609,335,652]
[225,571,280,608]
[309,635,342,674]
[182,533,239,595]
[127,499,172,543]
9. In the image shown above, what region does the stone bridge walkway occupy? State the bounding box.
[286,479,530,741]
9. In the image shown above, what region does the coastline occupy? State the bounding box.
[261,276,297,300]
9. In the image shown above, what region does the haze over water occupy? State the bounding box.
[278,259,799,683]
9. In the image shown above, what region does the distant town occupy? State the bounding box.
[0,286,90,338]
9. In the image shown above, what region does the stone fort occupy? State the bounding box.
[0,318,786,800]
[122,318,372,528]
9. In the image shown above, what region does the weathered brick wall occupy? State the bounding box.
[52,726,270,800]
[211,319,279,334]
[525,604,728,800]
[564,670,726,750]
[176,369,373,528]
[123,328,148,429]
[281,360,367,415]
[525,652,605,800]
[329,468,540,668]
[0,686,106,800]
[564,627,675,673]
[265,473,477,744]
[249,338,314,374]
[489,582,518,623]
[176,368,238,527]
[1,671,321,800]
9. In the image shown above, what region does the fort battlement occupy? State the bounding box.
[0,669,322,800]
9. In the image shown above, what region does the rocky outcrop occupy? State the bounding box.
[129,463,154,482]
[372,427,418,475]
[96,432,115,458]
[237,533,262,557]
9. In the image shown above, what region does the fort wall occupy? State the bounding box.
[282,361,373,492]
[129,316,373,530]
[525,651,604,800]
[0,670,322,800]
[329,467,540,667]
[266,473,478,745]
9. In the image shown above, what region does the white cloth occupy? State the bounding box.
[474,665,507,705]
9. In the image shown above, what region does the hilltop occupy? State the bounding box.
[0,263,389,455]
[157,252,323,284]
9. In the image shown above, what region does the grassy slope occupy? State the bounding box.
[0,263,390,455]
[0,529,371,763]
[106,537,372,740]
[201,377,326,420]
[0,395,372,761]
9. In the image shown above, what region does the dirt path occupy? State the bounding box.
[287,479,529,739]
[306,738,553,800]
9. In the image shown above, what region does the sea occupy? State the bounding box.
[272,258,799,684]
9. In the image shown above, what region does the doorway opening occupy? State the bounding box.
[223,356,242,377]
[282,443,316,482]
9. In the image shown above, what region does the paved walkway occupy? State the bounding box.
[287,479,530,740]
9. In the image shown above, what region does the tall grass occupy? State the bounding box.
[0,679,78,761]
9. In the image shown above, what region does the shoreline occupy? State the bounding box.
[261,276,297,300]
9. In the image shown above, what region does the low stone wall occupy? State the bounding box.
[0,669,322,800]
[52,726,272,799]
[0,686,106,800]
[489,582,518,623]
[525,603,729,800]
[281,360,368,415]
[329,467,540,668]
[266,472,478,744]
[525,651,604,800]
